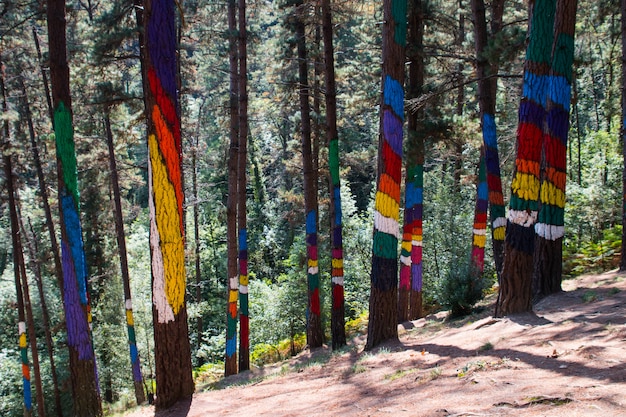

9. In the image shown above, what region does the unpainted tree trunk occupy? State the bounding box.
[621,0,626,272]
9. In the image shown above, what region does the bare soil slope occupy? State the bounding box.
[120,270,626,417]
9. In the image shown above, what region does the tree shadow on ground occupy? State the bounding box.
[154,397,192,417]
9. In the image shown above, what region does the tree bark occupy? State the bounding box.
[366,0,406,350]
[143,0,194,407]
[621,0,626,272]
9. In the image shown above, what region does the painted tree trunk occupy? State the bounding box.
[47,1,103,414]
[497,0,555,317]
[225,0,240,377]
[471,0,506,278]
[621,0,626,272]
[238,0,251,371]
[143,0,194,408]
[407,0,425,321]
[104,111,146,404]
[533,0,577,299]
[294,0,324,349]
[366,0,407,350]
[321,0,347,349]
[471,151,489,272]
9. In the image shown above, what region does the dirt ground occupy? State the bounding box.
[119,270,626,417]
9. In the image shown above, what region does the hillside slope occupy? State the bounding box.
[120,270,626,417]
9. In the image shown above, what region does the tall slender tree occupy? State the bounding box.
[621,0,626,273]
[533,0,578,299]
[470,0,506,277]
[47,0,103,414]
[322,0,346,348]
[238,0,251,371]
[104,109,146,404]
[143,0,194,407]
[2,61,33,417]
[294,0,324,349]
[497,0,555,316]
[367,0,407,349]
[407,0,425,321]
[225,0,240,376]
[470,151,489,272]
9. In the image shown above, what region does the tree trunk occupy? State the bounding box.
[295,0,324,349]
[47,1,103,414]
[533,0,577,299]
[191,102,204,354]
[366,0,406,350]
[143,0,194,408]
[497,0,555,317]
[104,110,146,404]
[225,0,240,376]
[2,69,33,416]
[407,0,425,321]
[621,0,626,272]
[322,0,346,349]
[32,27,54,125]
[470,151,488,273]
[471,0,506,279]
[238,0,251,371]
[24,218,64,417]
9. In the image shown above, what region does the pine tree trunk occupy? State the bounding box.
[2,74,33,416]
[143,0,194,408]
[238,0,251,371]
[24,218,64,417]
[407,0,425,321]
[191,106,203,354]
[621,0,626,272]
[366,0,406,350]
[295,0,324,349]
[322,0,347,349]
[47,1,103,414]
[471,0,506,278]
[533,0,577,299]
[497,0,555,317]
[470,151,488,272]
[104,110,146,404]
[32,27,54,124]
[225,0,240,376]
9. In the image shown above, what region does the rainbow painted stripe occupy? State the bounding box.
[471,152,488,271]
[18,321,31,411]
[329,138,344,310]
[506,0,556,254]
[482,114,506,243]
[55,102,96,362]
[307,210,321,317]
[372,75,403,290]
[146,0,186,324]
[125,299,143,382]
[239,229,249,358]
[401,164,423,294]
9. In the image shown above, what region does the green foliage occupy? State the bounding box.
[435,260,490,317]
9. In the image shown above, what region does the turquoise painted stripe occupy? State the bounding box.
[62,195,88,305]
[548,75,571,111]
[482,114,497,148]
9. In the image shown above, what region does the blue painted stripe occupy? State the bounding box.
[333,188,342,225]
[383,75,404,119]
[23,377,32,410]
[478,181,488,200]
[306,210,316,234]
[383,109,404,156]
[62,195,87,305]
[405,183,423,207]
[548,75,571,111]
[226,336,237,356]
[238,228,247,251]
[482,113,497,148]
[130,343,138,363]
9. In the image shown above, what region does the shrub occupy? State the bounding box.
[436,260,489,317]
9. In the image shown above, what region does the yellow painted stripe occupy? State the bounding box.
[540,181,565,208]
[229,289,238,303]
[332,258,343,269]
[126,310,134,326]
[375,191,399,219]
[149,134,186,315]
[239,274,249,286]
[473,234,486,248]
[493,226,505,241]
[511,172,540,201]
[19,333,27,348]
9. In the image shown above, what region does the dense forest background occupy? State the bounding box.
[0,0,623,415]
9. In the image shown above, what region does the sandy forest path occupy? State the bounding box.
[119,270,626,417]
